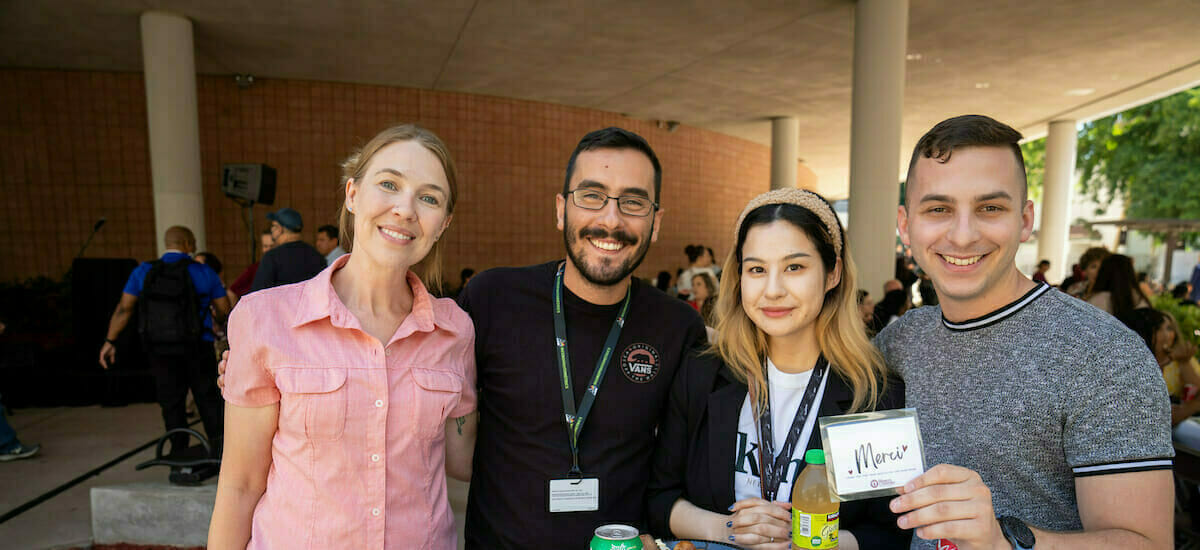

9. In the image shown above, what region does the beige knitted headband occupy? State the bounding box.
[732,188,843,257]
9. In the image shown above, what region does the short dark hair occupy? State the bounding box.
[655,271,671,291]
[195,252,222,275]
[461,268,475,281]
[1173,282,1191,299]
[1038,259,1050,268]
[906,115,1026,202]
[317,224,339,241]
[563,127,662,202]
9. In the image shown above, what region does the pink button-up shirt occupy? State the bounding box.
[222,255,476,550]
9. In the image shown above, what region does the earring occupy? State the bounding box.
[347,205,353,213]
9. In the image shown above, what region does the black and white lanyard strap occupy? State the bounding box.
[552,262,632,477]
[754,355,829,502]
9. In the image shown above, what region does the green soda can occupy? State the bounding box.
[589,524,643,550]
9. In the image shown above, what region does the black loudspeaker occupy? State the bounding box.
[221,164,276,205]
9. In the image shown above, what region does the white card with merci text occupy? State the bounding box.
[818,408,927,501]
[549,478,600,512]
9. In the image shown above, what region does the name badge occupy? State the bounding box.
[818,408,926,501]
[549,477,600,512]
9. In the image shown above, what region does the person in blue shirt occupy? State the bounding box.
[99,225,231,452]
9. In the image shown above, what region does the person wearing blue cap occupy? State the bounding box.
[250,208,327,292]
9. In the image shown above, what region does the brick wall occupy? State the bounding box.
[1,69,776,290]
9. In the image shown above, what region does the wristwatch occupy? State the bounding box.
[998,515,1036,550]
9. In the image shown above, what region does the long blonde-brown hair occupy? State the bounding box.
[712,200,886,413]
[338,124,459,292]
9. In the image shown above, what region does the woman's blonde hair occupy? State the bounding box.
[338,124,458,292]
[711,199,886,413]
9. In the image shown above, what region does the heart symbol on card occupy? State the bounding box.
[903,445,908,451]
[848,469,854,474]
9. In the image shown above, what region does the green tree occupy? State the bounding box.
[1021,137,1045,202]
[1076,86,1200,242]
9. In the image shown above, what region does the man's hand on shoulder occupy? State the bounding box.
[890,464,1008,550]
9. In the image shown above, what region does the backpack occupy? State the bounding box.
[137,259,203,355]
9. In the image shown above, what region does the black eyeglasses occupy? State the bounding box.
[566,189,658,217]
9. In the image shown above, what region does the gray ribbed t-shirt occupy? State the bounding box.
[875,283,1174,550]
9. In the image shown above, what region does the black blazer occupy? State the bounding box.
[646,352,911,548]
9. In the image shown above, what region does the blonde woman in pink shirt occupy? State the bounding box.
[209,124,477,550]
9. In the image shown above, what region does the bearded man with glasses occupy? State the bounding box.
[456,127,707,548]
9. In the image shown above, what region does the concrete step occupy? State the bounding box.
[90,481,215,547]
[88,477,469,549]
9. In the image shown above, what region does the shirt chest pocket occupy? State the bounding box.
[275,367,348,441]
[409,367,463,440]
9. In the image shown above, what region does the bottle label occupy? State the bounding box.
[792,510,839,549]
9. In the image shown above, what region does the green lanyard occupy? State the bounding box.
[553,262,632,476]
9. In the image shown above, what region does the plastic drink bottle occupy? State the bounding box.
[792,449,839,549]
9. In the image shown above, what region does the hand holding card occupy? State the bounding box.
[818,408,926,501]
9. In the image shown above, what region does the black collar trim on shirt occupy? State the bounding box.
[941,282,1051,332]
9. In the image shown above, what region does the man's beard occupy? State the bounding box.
[563,214,651,287]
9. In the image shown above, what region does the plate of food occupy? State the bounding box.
[652,539,744,550]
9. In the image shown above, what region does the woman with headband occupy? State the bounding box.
[646,189,908,548]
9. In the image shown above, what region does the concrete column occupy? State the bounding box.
[141,11,206,254]
[1037,119,1077,284]
[770,117,799,190]
[846,0,908,299]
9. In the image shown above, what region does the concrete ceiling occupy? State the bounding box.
[4,0,1200,198]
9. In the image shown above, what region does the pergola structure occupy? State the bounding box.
[1090,219,1200,286]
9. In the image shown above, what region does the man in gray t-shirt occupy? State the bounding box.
[884,115,1174,550]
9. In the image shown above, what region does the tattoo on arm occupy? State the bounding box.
[455,416,467,435]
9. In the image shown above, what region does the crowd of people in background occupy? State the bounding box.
[1050,246,1200,458]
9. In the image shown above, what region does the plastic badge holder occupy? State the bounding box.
[818,407,926,502]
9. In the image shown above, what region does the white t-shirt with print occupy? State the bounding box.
[733,357,829,502]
